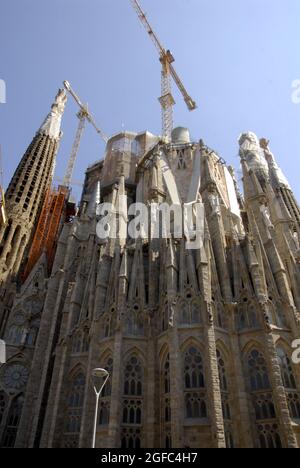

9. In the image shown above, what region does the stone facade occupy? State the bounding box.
[0,122,300,449]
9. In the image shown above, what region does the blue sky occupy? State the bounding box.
[0,0,300,201]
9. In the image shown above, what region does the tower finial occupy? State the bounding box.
[38,88,67,140]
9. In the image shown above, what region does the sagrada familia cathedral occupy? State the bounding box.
[0,88,300,449]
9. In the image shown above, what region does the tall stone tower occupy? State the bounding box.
[0,89,67,284]
[1,127,300,449]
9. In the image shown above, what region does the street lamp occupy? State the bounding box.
[91,368,109,449]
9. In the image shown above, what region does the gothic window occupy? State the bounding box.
[26,327,38,346]
[163,354,170,395]
[123,400,142,424]
[121,428,142,449]
[277,348,300,419]
[183,347,207,419]
[217,350,231,422]
[2,364,29,391]
[0,391,7,425]
[1,394,24,448]
[82,330,89,352]
[252,393,276,420]
[237,302,259,331]
[277,348,296,390]
[125,307,144,337]
[104,317,111,338]
[71,330,89,354]
[248,350,270,391]
[179,299,202,326]
[257,424,282,449]
[124,356,143,396]
[225,429,234,449]
[7,325,26,345]
[161,353,171,447]
[63,372,86,448]
[286,393,300,419]
[99,357,113,426]
[184,347,205,389]
[121,356,144,448]
[99,401,110,425]
[247,349,281,448]
[269,298,287,328]
[72,333,82,354]
[185,393,207,419]
[102,358,113,398]
[214,303,226,329]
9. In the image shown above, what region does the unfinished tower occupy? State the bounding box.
[0,89,67,284]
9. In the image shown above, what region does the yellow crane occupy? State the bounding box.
[63,80,108,187]
[130,0,197,142]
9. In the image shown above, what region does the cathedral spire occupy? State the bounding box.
[259,138,300,228]
[0,88,67,283]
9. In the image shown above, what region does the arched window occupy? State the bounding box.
[71,331,89,354]
[248,350,270,391]
[277,348,300,419]
[1,394,24,448]
[257,424,282,449]
[184,347,205,389]
[125,308,144,337]
[104,317,110,338]
[124,356,143,396]
[277,348,296,390]
[102,357,113,397]
[161,353,171,448]
[247,349,281,448]
[71,333,82,354]
[183,347,207,419]
[82,330,89,352]
[121,428,142,449]
[26,327,38,346]
[237,302,258,331]
[99,357,113,427]
[7,325,26,345]
[63,372,86,448]
[268,298,287,328]
[163,354,170,395]
[121,356,144,448]
[179,299,202,326]
[217,350,233,447]
[99,401,110,425]
[0,391,8,425]
[217,350,231,421]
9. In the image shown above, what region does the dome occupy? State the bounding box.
[171,127,191,144]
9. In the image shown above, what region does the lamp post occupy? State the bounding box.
[91,368,109,449]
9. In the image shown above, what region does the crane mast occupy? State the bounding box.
[130,0,197,142]
[63,80,108,187]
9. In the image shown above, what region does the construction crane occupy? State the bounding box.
[130,0,197,142]
[0,145,7,226]
[63,80,108,187]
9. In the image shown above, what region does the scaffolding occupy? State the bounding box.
[22,186,70,281]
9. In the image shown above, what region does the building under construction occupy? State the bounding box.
[1,0,300,450]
